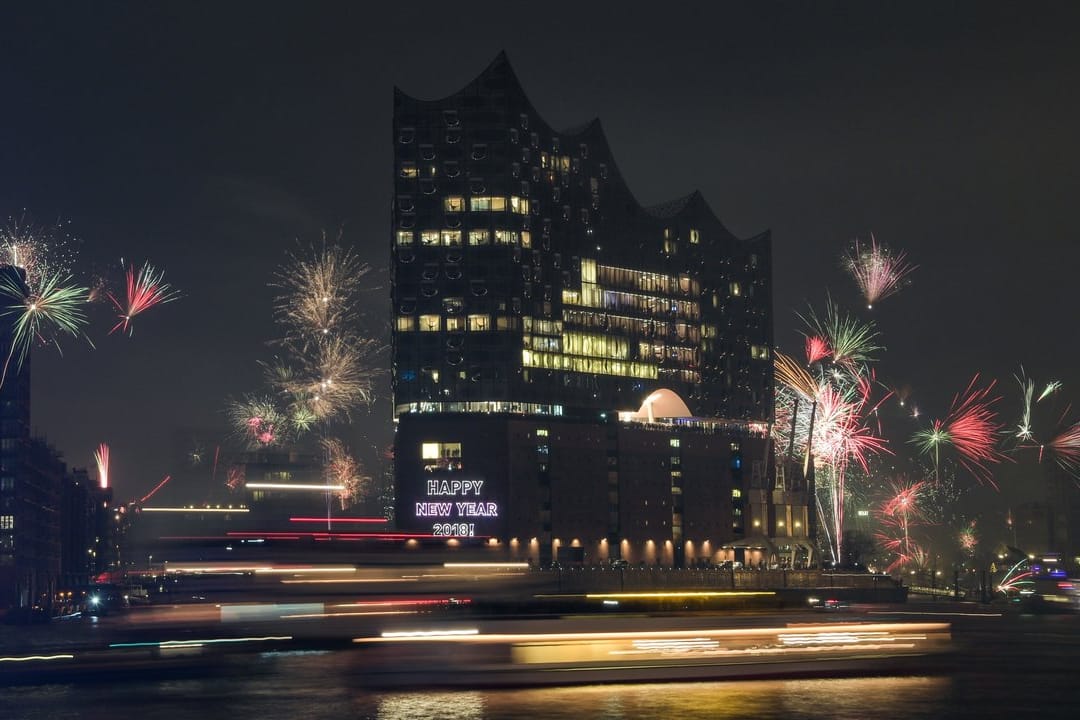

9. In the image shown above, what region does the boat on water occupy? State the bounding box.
[349,618,953,688]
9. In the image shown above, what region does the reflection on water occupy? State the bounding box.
[2,652,950,720]
[369,677,949,720]
[375,691,486,720]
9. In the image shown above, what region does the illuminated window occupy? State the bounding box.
[395,230,414,246]
[468,314,491,332]
[663,239,677,255]
[494,230,517,245]
[444,196,464,212]
[441,230,462,246]
[731,488,742,499]
[520,230,532,248]
[469,196,507,212]
[421,442,463,472]
[0,515,12,530]
[669,438,680,448]
[419,315,441,332]
[730,282,742,297]
[496,315,519,330]
[420,230,440,246]
[581,258,597,283]
[468,229,490,246]
[689,229,700,244]
[510,196,529,215]
[446,316,464,332]
[395,315,415,331]
[751,345,770,360]
[400,162,418,178]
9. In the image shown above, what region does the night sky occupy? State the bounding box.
[3,2,1078,504]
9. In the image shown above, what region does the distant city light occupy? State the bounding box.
[289,516,386,523]
[245,482,345,491]
[141,506,249,513]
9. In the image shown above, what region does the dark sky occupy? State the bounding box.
[3,2,1078,502]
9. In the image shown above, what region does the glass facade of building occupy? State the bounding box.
[392,53,772,424]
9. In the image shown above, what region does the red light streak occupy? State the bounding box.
[225,530,446,540]
[139,474,171,504]
[289,516,388,524]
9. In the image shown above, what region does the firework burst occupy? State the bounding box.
[225,465,246,492]
[1047,422,1080,474]
[1011,369,1079,475]
[912,375,1007,487]
[958,520,978,554]
[94,443,110,489]
[0,267,91,386]
[805,335,831,365]
[273,238,370,344]
[322,437,370,510]
[874,477,930,575]
[0,216,78,291]
[843,234,916,309]
[774,351,818,401]
[107,261,180,336]
[800,298,881,368]
[227,395,288,449]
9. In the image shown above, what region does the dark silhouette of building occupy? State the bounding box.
[391,54,796,566]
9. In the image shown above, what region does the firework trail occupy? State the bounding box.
[139,475,171,504]
[94,443,110,489]
[774,351,818,401]
[322,437,370,510]
[0,267,91,387]
[210,445,221,487]
[911,375,1008,487]
[842,234,917,309]
[107,261,180,335]
[996,557,1034,597]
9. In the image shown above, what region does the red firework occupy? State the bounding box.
[1048,422,1080,473]
[805,335,830,365]
[107,262,179,336]
[875,477,928,574]
[226,465,246,492]
[844,234,917,309]
[916,375,1009,488]
[139,475,171,504]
